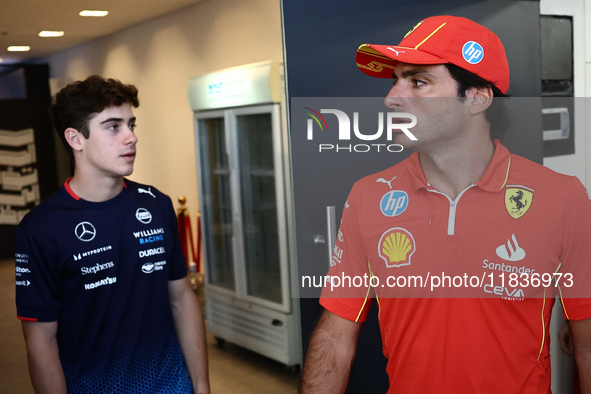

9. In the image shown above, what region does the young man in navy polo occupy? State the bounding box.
[15,76,209,394]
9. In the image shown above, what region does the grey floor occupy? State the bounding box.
[0,259,299,393]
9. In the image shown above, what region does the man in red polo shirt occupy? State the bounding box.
[299,15,591,393]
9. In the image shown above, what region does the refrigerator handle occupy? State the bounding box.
[326,206,336,267]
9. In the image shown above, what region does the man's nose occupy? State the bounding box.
[125,126,138,144]
[384,84,406,109]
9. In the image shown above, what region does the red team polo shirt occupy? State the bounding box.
[320,140,591,393]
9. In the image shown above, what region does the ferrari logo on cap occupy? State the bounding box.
[404,21,424,38]
[505,188,533,219]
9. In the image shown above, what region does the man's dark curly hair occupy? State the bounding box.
[51,75,139,159]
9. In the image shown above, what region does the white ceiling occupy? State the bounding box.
[0,0,205,63]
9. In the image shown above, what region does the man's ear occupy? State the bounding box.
[466,86,493,115]
[64,128,84,152]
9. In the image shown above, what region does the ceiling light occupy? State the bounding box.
[79,10,108,17]
[39,31,64,37]
[7,46,30,52]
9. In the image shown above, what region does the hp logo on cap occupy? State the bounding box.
[462,41,484,64]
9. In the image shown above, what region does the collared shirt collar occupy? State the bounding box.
[64,177,128,201]
[406,139,511,194]
[475,139,511,193]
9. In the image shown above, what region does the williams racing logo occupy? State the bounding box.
[505,186,533,219]
[378,227,416,268]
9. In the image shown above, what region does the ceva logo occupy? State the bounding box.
[484,284,525,300]
[304,107,417,153]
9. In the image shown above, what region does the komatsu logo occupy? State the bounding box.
[84,276,117,290]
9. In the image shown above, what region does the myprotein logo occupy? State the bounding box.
[304,107,417,153]
[73,245,113,262]
[136,208,152,224]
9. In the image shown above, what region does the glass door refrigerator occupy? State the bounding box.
[187,61,300,368]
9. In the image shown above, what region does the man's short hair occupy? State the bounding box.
[51,75,139,159]
[444,64,511,140]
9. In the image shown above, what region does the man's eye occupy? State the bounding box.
[129,124,136,131]
[413,79,426,87]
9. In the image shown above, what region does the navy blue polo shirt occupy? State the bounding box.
[15,179,193,393]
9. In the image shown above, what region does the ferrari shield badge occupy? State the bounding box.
[505,188,533,219]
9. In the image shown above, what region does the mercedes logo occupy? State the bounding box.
[75,221,96,242]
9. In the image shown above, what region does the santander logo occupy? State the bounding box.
[495,233,526,262]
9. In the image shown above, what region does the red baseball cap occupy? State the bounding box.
[355,15,510,94]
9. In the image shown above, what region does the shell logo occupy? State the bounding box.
[378,227,416,268]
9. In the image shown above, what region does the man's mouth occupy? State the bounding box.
[121,151,136,160]
[391,119,411,124]
[389,111,413,124]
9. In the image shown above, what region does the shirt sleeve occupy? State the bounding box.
[15,226,61,322]
[164,196,188,281]
[557,177,591,321]
[320,182,374,323]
